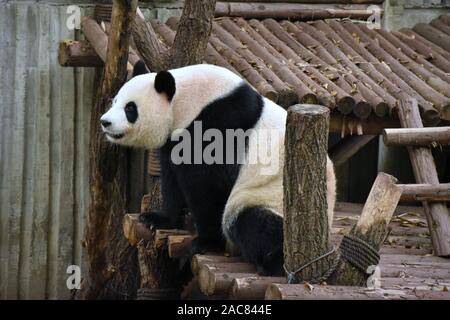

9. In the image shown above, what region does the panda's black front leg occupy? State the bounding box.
[139,161,186,230]
[138,210,179,230]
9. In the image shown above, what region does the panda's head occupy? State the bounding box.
[100,61,176,149]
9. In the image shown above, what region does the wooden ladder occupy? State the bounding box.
[382,99,450,256]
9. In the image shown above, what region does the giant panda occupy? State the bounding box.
[100,61,336,275]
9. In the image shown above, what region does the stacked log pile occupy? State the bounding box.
[60,14,450,127]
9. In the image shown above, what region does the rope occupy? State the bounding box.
[339,234,380,275]
[283,245,340,284]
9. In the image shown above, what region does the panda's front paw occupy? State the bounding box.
[138,211,172,230]
[190,237,224,255]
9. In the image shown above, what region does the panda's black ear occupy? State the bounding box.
[132,60,149,78]
[154,70,176,102]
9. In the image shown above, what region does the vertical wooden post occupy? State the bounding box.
[82,0,139,299]
[398,98,450,257]
[283,104,337,283]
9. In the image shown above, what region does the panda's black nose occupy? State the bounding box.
[101,120,111,128]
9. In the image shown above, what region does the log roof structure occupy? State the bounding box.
[151,15,450,126]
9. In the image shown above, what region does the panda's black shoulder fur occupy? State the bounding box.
[158,82,264,250]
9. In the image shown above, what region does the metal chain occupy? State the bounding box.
[283,245,340,284]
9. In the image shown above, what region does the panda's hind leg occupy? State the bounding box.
[227,207,284,276]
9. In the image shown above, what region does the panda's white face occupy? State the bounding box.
[100,73,173,149]
[101,62,244,150]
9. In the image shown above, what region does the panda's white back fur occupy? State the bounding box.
[222,97,336,239]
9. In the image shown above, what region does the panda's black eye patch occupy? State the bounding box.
[125,102,138,123]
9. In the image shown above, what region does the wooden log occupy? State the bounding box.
[334,173,402,286]
[343,22,450,120]
[400,28,450,63]
[383,127,450,147]
[215,2,381,19]
[247,19,354,113]
[212,21,298,107]
[123,213,150,246]
[80,17,133,74]
[231,18,333,107]
[313,20,419,118]
[230,276,286,300]
[191,254,242,275]
[131,9,168,71]
[168,235,193,258]
[265,284,450,300]
[284,105,337,283]
[375,28,450,85]
[392,31,450,74]
[207,33,278,102]
[267,19,372,118]
[292,21,395,118]
[360,25,450,104]
[224,0,384,3]
[218,18,318,105]
[398,99,450,257]
[58,40,103,67]
[328,21,438,125]
[329,135,377,167]
[399,183,450,202]
[413,23,450,52]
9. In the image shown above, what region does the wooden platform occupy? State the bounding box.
[186,202,450,300]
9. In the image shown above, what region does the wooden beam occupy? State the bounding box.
[224,0,384,3]
[215,3,382,19]
[58,40,103,67]
[329,135,377,166]
[383,127,450,147]
[398,99,450,257]
[399,183,450,202]
[80,16,133,74]
[265,284,450,300]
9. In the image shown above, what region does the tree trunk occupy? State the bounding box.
[81,0,139,300]
[169,0,217,68]
[283,104,337,283]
